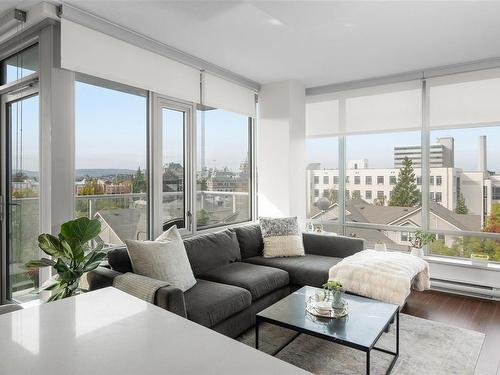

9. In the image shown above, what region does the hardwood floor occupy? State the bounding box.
[402,290,500,375]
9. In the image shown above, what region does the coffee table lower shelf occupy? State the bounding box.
[255,309,399,375]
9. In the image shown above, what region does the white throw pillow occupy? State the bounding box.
[259,217,305,258]
[125,226,196,292]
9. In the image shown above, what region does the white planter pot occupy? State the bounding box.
[410,247,424,258]
[374,243,387,252]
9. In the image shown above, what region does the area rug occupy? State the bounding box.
[238,313,484,375]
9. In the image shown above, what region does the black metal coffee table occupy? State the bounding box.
[256,286,399,375]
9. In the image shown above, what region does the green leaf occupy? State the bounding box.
[38,234,65,258]
[82,252,107,273]
[60,217,101,244]
[25,258,55,268]
[60,239,74,260]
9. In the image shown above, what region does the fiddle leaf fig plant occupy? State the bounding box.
[26,217,106,302]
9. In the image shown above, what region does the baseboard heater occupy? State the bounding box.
[430,278,500,301]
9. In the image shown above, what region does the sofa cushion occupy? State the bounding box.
[243,254,342,288]
[107,247,133,273]
[125,226,196,292]
[232,225,264,259]
[184,279,251,328]
[183,230,241,276]
[199,262,289,300]
[259,217,305,258]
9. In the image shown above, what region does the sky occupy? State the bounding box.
[75,81,249,172]
[307,127,500,172]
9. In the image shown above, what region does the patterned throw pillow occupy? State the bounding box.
[259,217,305,258]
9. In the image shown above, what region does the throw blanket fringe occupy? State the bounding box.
[113,272,169,303]
[329,250,430,306]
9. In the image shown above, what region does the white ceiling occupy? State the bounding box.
[3,1,500,88]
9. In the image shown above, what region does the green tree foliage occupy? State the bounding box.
[388,157,421,208]
[78,178,104,196]
[197,209,210,225]
[484,203,500,233]
[455,193,469,214]
[132,167,147,193]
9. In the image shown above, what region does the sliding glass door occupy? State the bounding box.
[1,86,40,303]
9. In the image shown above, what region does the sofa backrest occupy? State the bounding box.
[183,229,241,276]
[107,228,243,277]
[108,247,133,273]
[231,224,264,259]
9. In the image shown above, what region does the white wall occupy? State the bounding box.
[258,81,306,224]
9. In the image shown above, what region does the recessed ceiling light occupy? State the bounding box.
[344,23,355,29]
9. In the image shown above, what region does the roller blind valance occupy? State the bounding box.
[306,80,422,137]
[428,68,500,129]
[202,72,257,117]
[61,19,200,103]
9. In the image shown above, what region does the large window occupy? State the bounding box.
[197,108,252,229]
[75,79,148,246]
[306,71,500,264]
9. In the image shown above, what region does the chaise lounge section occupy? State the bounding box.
[87,224,365,338]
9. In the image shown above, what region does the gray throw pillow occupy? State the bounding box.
[125,226,196,292]
[259,217,305,258]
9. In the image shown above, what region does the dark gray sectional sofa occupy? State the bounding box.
[87,224,365,338]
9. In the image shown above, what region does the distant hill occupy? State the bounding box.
[76,169,138,178]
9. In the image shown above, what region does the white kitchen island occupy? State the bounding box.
[0,287,309,375]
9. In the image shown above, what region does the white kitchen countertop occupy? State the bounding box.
[0,287,309,375]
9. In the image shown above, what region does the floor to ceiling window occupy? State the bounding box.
[74,78,148,246]
[1,44,40,302]
[306,72,500,263]
[426,70,500,262]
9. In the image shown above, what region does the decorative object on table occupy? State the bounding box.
[374,240,387,252]
[26,217,106,301]
[470,253,489,266]
[409,229,436,258]
[305,294,348,319]
[322,280,346,309]
[259,217,305,258]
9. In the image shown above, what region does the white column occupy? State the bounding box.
[257,80,306,226]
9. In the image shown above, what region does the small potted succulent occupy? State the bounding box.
[409,229,436,258]
[322,280,344,309]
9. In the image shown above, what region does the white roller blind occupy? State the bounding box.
[305,95,340,137]
[61,19,200,103]
[306,80,422,136]
[429,68,500,129]
[203,72,256,117]
[343,81,422,135]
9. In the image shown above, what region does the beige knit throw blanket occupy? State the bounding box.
[113,272,169,303]
[328,250,430,306]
